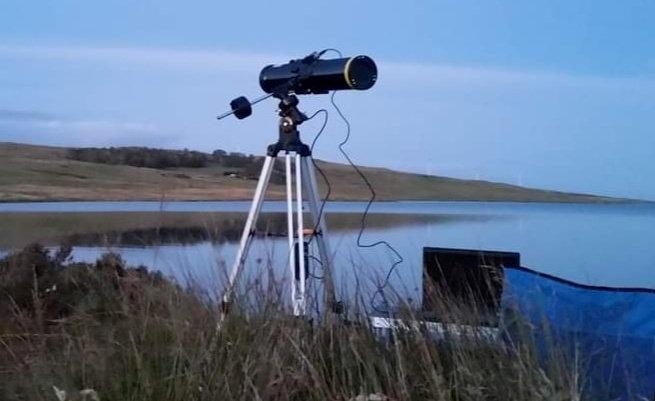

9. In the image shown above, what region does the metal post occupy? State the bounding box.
[301,157,337,310]
[294,153,306,315]
[222,155,275,309]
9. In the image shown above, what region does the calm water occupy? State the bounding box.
[1,201,654,302]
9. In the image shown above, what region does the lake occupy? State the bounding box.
[1,201,654,305]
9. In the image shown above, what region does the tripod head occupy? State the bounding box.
[267,93,311,157]
[277,93,306,124]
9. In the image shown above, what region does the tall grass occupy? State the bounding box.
[0,244,581,401]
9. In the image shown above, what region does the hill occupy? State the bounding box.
[0,142,621,203]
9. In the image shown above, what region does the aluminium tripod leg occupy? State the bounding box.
[294,153,307,315]
[284,153,300,315]
[221,155,275,313]
[301,156,337,312]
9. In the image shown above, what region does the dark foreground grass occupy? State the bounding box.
[0,245,581,401]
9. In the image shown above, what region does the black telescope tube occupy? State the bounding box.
[259,55,377,95]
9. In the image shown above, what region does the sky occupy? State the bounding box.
[0,1,654,199]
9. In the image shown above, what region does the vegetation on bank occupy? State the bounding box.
[0,244,581,401]
[67,146,287,183]
[68,147,215,169]
[68,146,261,172]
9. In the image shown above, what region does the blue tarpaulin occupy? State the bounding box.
[503,266,655,400]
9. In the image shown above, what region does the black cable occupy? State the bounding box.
[303,47,339,254]
[306,108,327,122]
[307,255,325,279]
[319,48,343,58]
[305,108,331,248]
[307,48,404,312]
[329,90,404,313]
[286,51,335,286]
[304,47,341,245]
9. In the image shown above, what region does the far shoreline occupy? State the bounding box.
[0,197,646,205]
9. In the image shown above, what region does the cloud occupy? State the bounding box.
[0,109,54,122]
[1,44,652,90]
[34,119,157,134]
[381,61,655,92]
[0,44,287,74]
[0,109,168,147]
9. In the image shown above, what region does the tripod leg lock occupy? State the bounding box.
[221,300,232,315]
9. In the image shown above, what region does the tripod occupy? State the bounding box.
[221,94,337,317]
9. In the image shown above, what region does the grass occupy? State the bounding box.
[0,244,583,401]
[0,142,621,203]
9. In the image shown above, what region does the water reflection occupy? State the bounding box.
[1,201,654,295]
[0,211,488,248]
[0,209,492,305]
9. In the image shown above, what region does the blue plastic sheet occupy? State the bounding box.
[503,266,655,400]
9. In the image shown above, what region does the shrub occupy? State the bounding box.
[68,147,210,169]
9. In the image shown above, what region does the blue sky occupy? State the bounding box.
[0,1,654,199]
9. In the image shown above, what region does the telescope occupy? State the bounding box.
[216,51,378,318]
[217,51,378,120]
[260,54,377,94]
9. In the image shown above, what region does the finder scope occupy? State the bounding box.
[260,54,378,95]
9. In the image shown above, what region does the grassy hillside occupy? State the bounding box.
[0,142,620,203]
